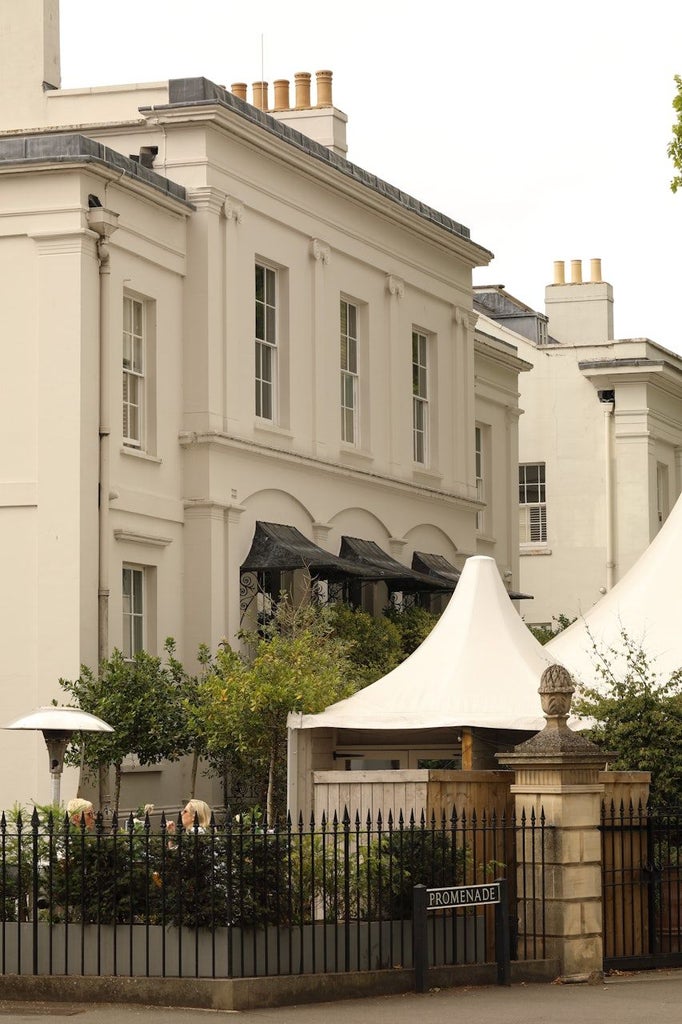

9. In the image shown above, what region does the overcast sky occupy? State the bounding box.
[60,0,682,353]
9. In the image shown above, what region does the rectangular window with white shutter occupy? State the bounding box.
[519,462,547,545]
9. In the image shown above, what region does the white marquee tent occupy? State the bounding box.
[288,555,557,736]
[547,492,682,686]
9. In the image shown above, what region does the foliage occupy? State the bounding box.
[206,596,356,821]
[668,74,682,193]
[573,629,682,807]
[0,805,61,921]
[526,613,574,646]
[59,640,191,813]
[384,604,440,659]
[326,603,403,687]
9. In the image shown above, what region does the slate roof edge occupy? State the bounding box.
[0,133,191,206]
[141,77,487,250]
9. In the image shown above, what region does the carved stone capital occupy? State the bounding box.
[311,238,330,264]
[224,197,245,223]
[387,274,405,298]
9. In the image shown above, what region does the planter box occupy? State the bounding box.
[0,914,485,978]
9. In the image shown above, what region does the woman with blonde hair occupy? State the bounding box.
[166,798,213,839]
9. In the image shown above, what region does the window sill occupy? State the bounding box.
[338,444,374,463]
[121,446,162,464]
[253,418,294,441]
[520,545,552,556]
[412,466,443,486]
[476,532,496,544]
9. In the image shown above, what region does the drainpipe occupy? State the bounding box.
[602,394,615,590]
[87,207,120,665]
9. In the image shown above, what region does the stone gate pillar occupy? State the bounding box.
[499,664,612,980]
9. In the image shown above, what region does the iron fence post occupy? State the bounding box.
[413,884,428,993]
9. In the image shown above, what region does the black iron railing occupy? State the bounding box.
[0,806,547,979]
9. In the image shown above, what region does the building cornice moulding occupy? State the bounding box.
[142,104,492,268]
[179,430,477,511]
[113,529,172,547]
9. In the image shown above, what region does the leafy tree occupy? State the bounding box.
[207,597,356,822]
[384,603,440,659]
[59,640,190,814]
[668,74,682,193]
[573,630,682,807]
[526,613,574,646]
[326,603,403,687]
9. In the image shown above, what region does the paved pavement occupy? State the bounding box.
[1,971,681,1023]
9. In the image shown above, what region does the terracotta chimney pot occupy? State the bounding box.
[316,69,333,106]
[273,79,290,110]
[570,259,583,284]
[294,72,311,108]
[252,81,269,110]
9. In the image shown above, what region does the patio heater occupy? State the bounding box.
[3,706,113,806]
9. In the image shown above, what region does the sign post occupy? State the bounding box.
[413,879,510,992]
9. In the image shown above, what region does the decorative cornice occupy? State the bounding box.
[188,185,227,214]
[32,231,98,257]
[387,274,404,298]
[224,196,244,223]
[113,529,172,547]
[311,238,330,264]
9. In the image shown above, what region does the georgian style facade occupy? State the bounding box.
[0,2,528,811]
[476,260,682,628]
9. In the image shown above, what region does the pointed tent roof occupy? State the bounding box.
[290,555,556,733]
[547,492,682,685]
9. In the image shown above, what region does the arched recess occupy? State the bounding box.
[326,507,392,557]
[403,523,460,563]
[239,488,315,563]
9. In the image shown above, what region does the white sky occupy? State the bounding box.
[60,0,682,352]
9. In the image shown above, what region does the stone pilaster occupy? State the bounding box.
[499,664,612,980]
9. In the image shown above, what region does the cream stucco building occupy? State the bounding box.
[0,1,529,812]
[475,259,682,628]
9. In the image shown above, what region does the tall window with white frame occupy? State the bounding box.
[122,296,144,448]
[340,299,358,444]
[255,263,277,420]
[519,463,547,544]
[412,330,428,465]
[475,426,484,531]
[122,566,144,659]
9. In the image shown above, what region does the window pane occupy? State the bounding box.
[132,300,143,337]
[132,337,143,374]
[260,343,272,383]
[340,300,348,336]
[255,302,264,341]
[340,334,348,370]
[123,298,132,333]
[255,265,264,303]
[347,336,357,374]
[265,306,276,343]
[265,267,276,305]
[348,303,357,338]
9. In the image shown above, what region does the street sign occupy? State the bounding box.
[413,879,510,992]
[426,882,501,910]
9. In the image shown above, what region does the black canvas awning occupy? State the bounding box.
[339,537,449,593]
[412,550,462,586]
[413,550,532,600]
[241,522,377,582]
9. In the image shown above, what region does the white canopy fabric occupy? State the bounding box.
[289,555,556,733]
[547,491,682,687]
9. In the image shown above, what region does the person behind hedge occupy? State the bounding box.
[166,799,212,838]
[66,797,96,830]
